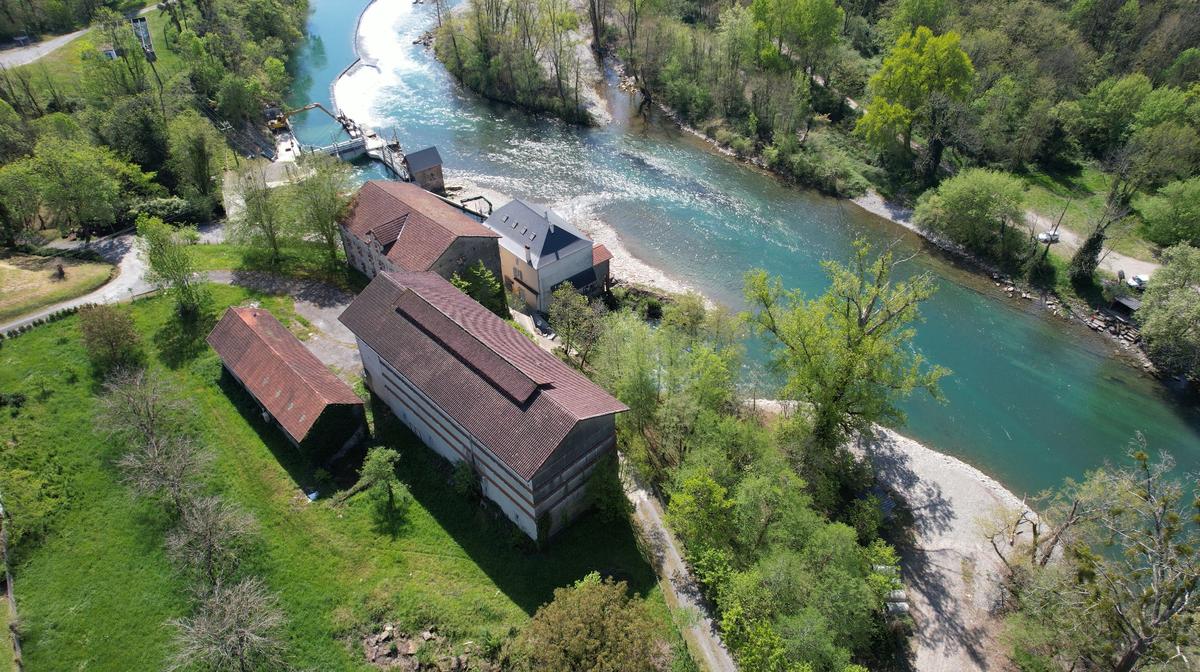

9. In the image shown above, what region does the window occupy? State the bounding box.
[514,267,523,281]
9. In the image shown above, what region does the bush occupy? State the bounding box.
[78,304,143,375]
[450,460,481,502]
[128,196,208,225]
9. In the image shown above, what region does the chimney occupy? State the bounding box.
[549,223,555,234]
[524,245,531,263]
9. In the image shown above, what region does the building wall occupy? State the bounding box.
[531,415,617,535]
[497,245,542,311]
[356,338,543,538]
[536,244,593,296]
[430,237,502,283]
[411,166,444,193]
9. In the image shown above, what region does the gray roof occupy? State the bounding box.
[404,146,442,173]
[484,199,591,270]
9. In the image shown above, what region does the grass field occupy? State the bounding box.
[15,7,184,100]
[0,285,669,670]
[190,242,370,293]
[1020,164,1156,261]
[0,598,12,672]
[0,253,113,322]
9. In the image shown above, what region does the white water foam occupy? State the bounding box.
[333,0,432,126]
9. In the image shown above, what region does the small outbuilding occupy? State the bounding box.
[207,307,365,459]
[404,146,445,193]
[1111,295,1142,320]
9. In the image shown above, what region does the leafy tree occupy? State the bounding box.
[744,241,947,510]
[1137,244,1200,377]
[1005,444,1200,672]
[78,304,143,375]
[32,137,122,235]
[549,283,607,368]
[166,495,258,587]
[1064,74,1153,155]
[880,0,946,40]
[288,153,352,267]
[0,159,43,246]
[1106,121,1200,206]
[856,26,974,180]
[1140,177,1200,247]
[355,446,411,534]
[216,74,257,123]
[667,472,737,553]
[511,572,667,672]
[0,98,31,163]
[167,110,226,214]
[451,260,507,318]
[137,214,207,316]
[913,168,1028,265]
[234,166,290,263]
[168,577,286,672]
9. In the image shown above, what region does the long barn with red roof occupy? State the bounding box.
[207,307,365,458]
[339,270,627,539]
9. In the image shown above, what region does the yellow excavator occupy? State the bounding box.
[265,102,343,132]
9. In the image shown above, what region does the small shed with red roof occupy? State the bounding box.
[207,307,365,458]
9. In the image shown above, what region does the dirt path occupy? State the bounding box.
[1025,210,1159,279]
[624,468,738,672]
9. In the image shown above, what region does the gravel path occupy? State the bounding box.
[860,427,1029,672]
[1025,210,1159,279]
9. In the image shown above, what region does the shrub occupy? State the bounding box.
[78,304,143,375]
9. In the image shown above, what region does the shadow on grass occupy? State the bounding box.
[154,304,218,370]
[366,394,659,615]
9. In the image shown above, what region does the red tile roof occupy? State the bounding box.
[207,307,362,443]
[592,243,613,265]
[341,181,498,272]
[339,271,627,480]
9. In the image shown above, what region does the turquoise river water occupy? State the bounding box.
[287,0,1200,498]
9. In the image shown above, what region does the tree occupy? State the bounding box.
[235,166,289,263]
[78,304,143,375]
[99,368,186,452]
[511,572,667,672]
[744,241,947,509]
[166,496,258,587]
[288,153,352,267]
[666,472,736,553]
[137,214,207,315]
[354,446,411,534]
[1138,245,1200,377]
[913,168,1028,265]
[167,110,226,215]
[1140,177,1200,247]
[548,284,606,368]
[450,260,507,318]
[0,158,42,246]
[32,137,122,235]
[1067,203,1126,286]
[118,434,208,515]
[168,577,286,672]
[1005,444,1200,672]
[856,27,974,181]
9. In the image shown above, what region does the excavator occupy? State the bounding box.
[265,102,349,134]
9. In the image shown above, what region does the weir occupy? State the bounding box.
[270,103,412,181]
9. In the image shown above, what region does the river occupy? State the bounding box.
[286,0,1200,498]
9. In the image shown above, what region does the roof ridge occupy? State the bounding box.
[233,307,331,403]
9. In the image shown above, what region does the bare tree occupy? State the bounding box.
[166,496,257,588]
[99,369,187,451]
[168,577,286,672]
[117,434,209,514]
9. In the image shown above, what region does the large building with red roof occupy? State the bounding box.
[339,270,628,539]
[339,180,501,283]
[207,307,365,457]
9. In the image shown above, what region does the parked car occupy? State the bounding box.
[1037,231,1060,244]
[532,313,556,339]
[1126,274,1150,291]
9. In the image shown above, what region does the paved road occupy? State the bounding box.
[0,6,156,68]
[1,234,151,334]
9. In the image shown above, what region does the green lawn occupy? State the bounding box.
[0,285,668,670]
[0,253,114,322]
[16,7,185,100]
[190,242,370,293]
[1019,164,1156,261]
[0,599,12,672]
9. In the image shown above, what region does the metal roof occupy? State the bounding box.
[483,199,592,270]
